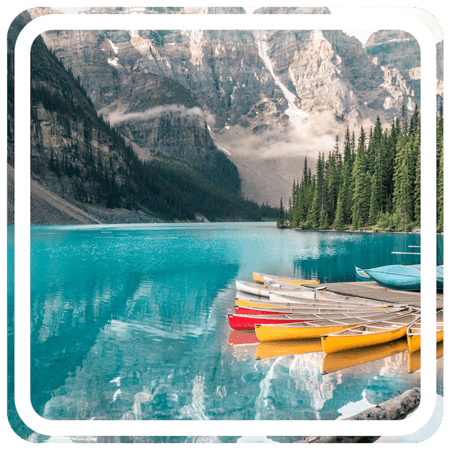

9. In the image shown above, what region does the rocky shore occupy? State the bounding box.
[8,165,162,226]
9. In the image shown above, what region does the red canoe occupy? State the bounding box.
[227,314,312,330]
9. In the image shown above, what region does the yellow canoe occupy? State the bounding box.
[322,340,408,374]
[255,309,413,342]
[321,311,420,354]
[256,339,323,360]
[252,272,320,286]
[406,309,443,353]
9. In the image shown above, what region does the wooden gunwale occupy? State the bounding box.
[255,310,413,342]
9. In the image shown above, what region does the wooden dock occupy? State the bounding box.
[315,281,443,309]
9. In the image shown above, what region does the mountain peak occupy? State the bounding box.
[254,7,331,14]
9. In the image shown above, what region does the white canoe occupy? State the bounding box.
[235,280,315,298]
[269,292,398,309]
[264,277,327,292]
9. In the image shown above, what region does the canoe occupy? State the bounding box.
[233,305,405,316]
[268,289,392,305]
[406,309,443,353]
[269,292,395,309]
[228,314,312,330]
[234,305,384,316]
[252,272,320,286]
[255,309,414,342]
[355,267,372,281]
[234,306,288,315]
[264,277,327,292]
[321,340,408,374]
[321,310,420,354]
[361,264,427,291]
[235,296,404,311]
[228,309,408,330]
[235,280,315,299]
[255,339,323,360]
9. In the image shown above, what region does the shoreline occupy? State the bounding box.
[287,226,443,236]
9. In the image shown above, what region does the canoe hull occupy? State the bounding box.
[234,306,285,315]
[365,265,421,291]
[255,323,354,342]
[252,272,320,285]
[367,273,420,291]
[407,330,444,353]
[321,325,409,354]
[235,298,398,310]
[355,267,372,281]
[236,280,270,297]
[228,314,311,330]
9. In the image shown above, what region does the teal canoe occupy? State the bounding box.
[361,264,442,291]
[355,267,372,281]
[355,264,420,282]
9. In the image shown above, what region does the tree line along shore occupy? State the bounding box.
[278,103,444,234]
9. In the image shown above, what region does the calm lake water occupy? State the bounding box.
[7,223,443,441]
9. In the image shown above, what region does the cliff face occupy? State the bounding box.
[364,30,421,111]
[254,6,331,14]
[43,26,287,131]
[8,9,248,225]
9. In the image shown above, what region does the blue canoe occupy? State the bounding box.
[359,264,443,291]
[355,264,420,282]
[355,267,372,281]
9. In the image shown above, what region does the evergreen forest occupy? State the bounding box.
[279,104,444,233]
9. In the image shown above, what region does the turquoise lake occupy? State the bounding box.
[7,223,443,441]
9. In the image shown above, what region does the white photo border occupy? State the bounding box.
[14,10,436,437]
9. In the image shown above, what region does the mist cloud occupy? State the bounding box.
[216,111,376,167]
[103,104,217,126]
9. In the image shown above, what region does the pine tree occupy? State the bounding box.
[366,127,375,175]
[306,153,326,229]
[392,134,415,230]
[368,173,379,226]
[372,116,388,212]
[333,191,345,230]
[351,127,369,228]
[325,150,339,223]
[342,126,354,223]
[410,121,421,223]
[437,102,444,232]
[319,208,329,230]
[277,198,286,228]
[414,150,421,227]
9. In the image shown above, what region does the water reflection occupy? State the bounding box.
[322,340,409,374]
[290,232,443,283]
[407,341,444,374]
[28,225,241,421]
[7,224,440,441]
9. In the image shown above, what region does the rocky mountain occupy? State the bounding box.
[12,6,442,212]
[8,9,272,225]
[254,7,330,14]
